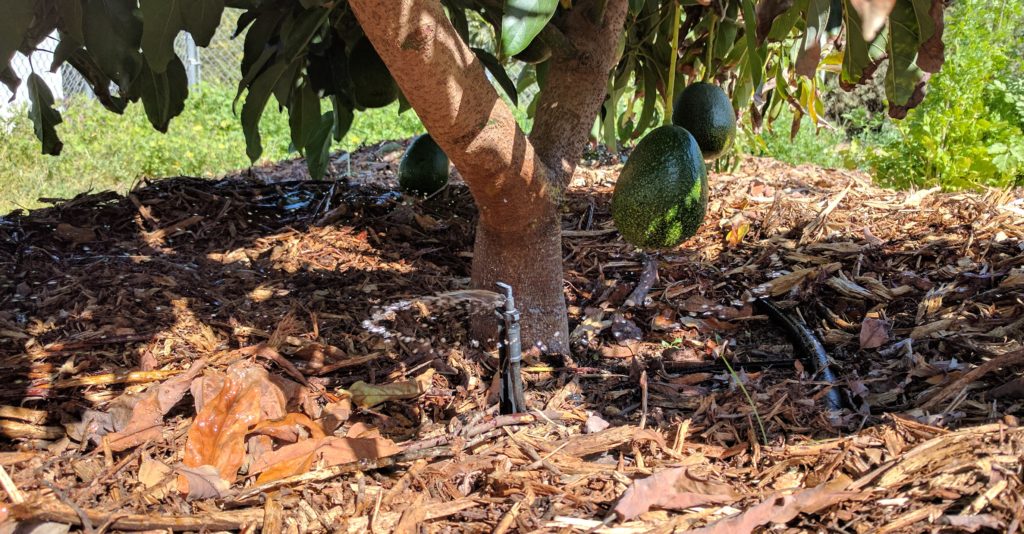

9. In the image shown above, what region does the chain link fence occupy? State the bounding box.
[2,10,533,115]
[1,10,244,116]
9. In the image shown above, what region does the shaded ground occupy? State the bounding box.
[0,145,1022,532]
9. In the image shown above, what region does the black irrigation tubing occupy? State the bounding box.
[755,297,847,411]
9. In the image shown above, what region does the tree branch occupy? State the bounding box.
[348,0,556,231]
[528,0,630,185]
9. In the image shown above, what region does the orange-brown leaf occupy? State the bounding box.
[183,373,263,484]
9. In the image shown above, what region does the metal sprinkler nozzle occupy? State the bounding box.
[496,282,525,414]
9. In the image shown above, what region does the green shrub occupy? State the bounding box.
[0,84,424,213]
[866,0,1024,190]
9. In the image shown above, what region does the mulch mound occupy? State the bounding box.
[1,144,1022,533]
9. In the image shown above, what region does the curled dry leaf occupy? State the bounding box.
[613,466,739,520]
[175,464,231,500]
[105,360,207,451]
[859,318,890,349]
[183,366,265,487]
[348,369,435,409]
[249,422,401,484]
[687,477,862,534]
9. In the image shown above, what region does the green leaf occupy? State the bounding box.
[84,0,144,88]
[796,0,831,77]
[281,7,329,64]
[27,73,64,156]
[288,81,321,152]
[741,0,765,89]
[0,66,19,94]
[500,0,558,57]
[138,55,189,132]
[840,0,887,86]
[884,0,927,118]
[242,61,289,163]
[330,95,353,142]
[50,32,83,72]
[472,47,518,107]
[140,0,183,73]
[182,0,225,47]
[56,0,86,45]
[635,62,658,135]
[305,111,335,179]
[0,0,35,66]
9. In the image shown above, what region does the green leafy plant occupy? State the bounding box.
[866,0,1024,189]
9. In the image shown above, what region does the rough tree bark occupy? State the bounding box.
[349,0,628,353]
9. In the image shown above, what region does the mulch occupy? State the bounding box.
[0,142,1022,533]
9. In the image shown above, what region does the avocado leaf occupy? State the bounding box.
[500,0,558,57]
[27,73,64,156]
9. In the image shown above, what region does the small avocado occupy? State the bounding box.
[671,82,737,160]
[611,125,708,249]
[399,134,449,196]
[513,39,551,64]
[349,37,399,109]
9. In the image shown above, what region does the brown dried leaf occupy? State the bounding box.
[175,464,230,500]
[859,318,890,349]
[183,368,264,484]
[250,424,401,484]
[689,478,860,534]
[613,467,739,520]
[349,369,435,409]
[105,361,207,451]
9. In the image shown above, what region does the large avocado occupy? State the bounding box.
[349,37,399,109]
[611,125,708,249]
[671,82,736,160]
[399,134,449,196]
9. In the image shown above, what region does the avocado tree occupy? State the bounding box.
[2,0,946,352]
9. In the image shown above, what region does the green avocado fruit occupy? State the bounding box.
[513,39,552,64]
[611,125,708,249]
[349,37,399,109]
[399,134,449,196]
[671,82,736,160]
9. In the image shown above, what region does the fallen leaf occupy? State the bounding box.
[585,413,610,434]
[859,318,890,349]
[688,478,861,534]
[725,220,750,248]
[349,369,435,409]
[175,464,230,500]
[105,361,207,451]
[55,223,96,245]
[252,413,325,442]
[613,467,739,520]
[183,367,264,485]
[138,456,173,501]
[249,425,401,484]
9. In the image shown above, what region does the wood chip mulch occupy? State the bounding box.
[0,145,1022,533]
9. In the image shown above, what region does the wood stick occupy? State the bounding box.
[624,255,659,307]
[8,499,263,531]
[0,405,48,424]
[920,348,1024,411]
[0,420,64,440]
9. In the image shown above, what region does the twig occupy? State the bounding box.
[9,498,263,531]
[624,255,659,307]
[921,348,1024,411]
[404,410,566,453]
[52,369,181,389]
[638,370,649,430]
[0,405,49,424]
[0,464,24,504]
[0,420,64,440]
[42,333,156,352]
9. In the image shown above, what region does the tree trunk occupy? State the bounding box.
[470,201,568,353]
[349,0,627,352]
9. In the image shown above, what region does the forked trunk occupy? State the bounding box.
[349,0,627,353]
[470,203,568,354]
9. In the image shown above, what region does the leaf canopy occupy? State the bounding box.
[3,0,946,178]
